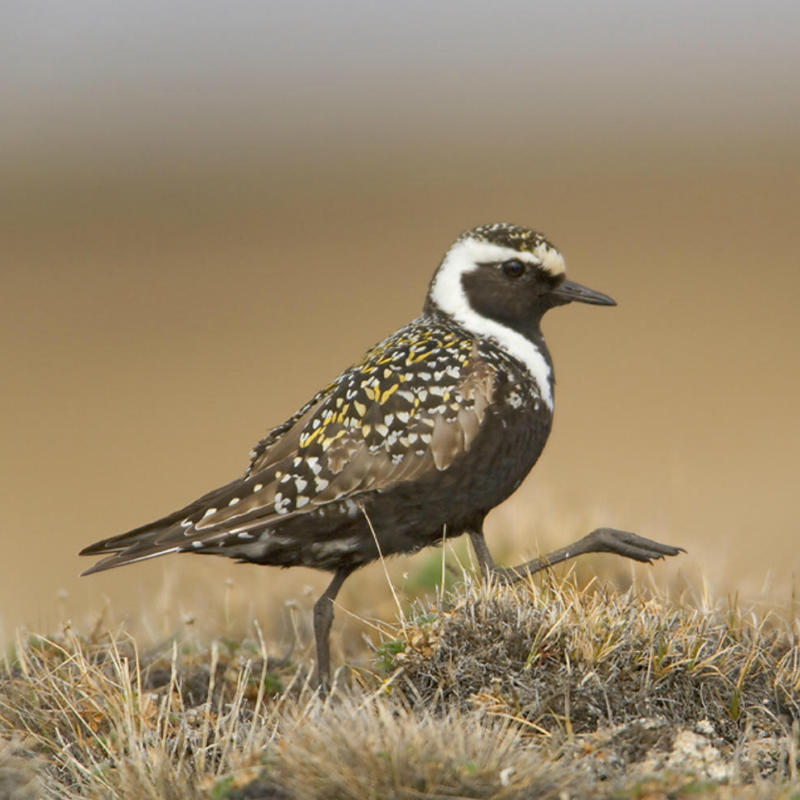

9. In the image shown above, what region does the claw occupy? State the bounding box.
[586,528,685,561]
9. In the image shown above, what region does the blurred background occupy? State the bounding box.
[2,1,799,649]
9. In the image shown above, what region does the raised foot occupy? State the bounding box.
[485,527,684,584]
[581,528,685,563]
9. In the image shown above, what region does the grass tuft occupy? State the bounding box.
[392,573,799,740]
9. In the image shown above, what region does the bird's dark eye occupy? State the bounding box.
[501,259,526,278]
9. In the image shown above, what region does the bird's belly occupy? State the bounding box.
[368,407,550,554]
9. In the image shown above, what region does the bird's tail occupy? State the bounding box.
[78,478,243,575]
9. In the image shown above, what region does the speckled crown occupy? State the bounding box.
[459,222,557,255]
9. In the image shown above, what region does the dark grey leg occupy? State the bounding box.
[470,527,684,584]
[469,530,497,576]
[313,568,351,694]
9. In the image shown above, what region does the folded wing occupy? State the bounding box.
[80,328,496,574]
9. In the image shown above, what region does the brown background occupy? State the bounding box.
[2,3,799,644]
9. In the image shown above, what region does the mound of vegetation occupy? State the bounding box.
[392,575,798,742]
[1,573,798,799]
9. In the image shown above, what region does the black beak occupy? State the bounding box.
[550,278,616,306]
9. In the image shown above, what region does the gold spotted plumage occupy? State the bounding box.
[182,318,512,541]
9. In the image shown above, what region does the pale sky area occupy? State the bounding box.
[2,0,799,163]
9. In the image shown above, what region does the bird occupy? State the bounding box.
[80,222,683,691]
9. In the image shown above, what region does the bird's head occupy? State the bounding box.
[426,223,615,336]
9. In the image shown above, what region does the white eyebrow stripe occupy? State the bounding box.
[454,239,566,277]
[466,241,543,265]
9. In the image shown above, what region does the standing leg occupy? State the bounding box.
[469,530,496,577]
[469,526,683,584]
[313,568,351,694]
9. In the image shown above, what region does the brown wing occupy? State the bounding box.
[80,323,496,572]
[187,336,496,541]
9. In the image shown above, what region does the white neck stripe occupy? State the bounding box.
[429,239,555,411]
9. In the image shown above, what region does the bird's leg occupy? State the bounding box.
[469,527,684,584]
[469,530,498,577]
[312,568,351,695]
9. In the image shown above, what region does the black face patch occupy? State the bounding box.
[462,263,560,329]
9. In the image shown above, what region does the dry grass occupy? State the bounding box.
[1,566,799,799]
